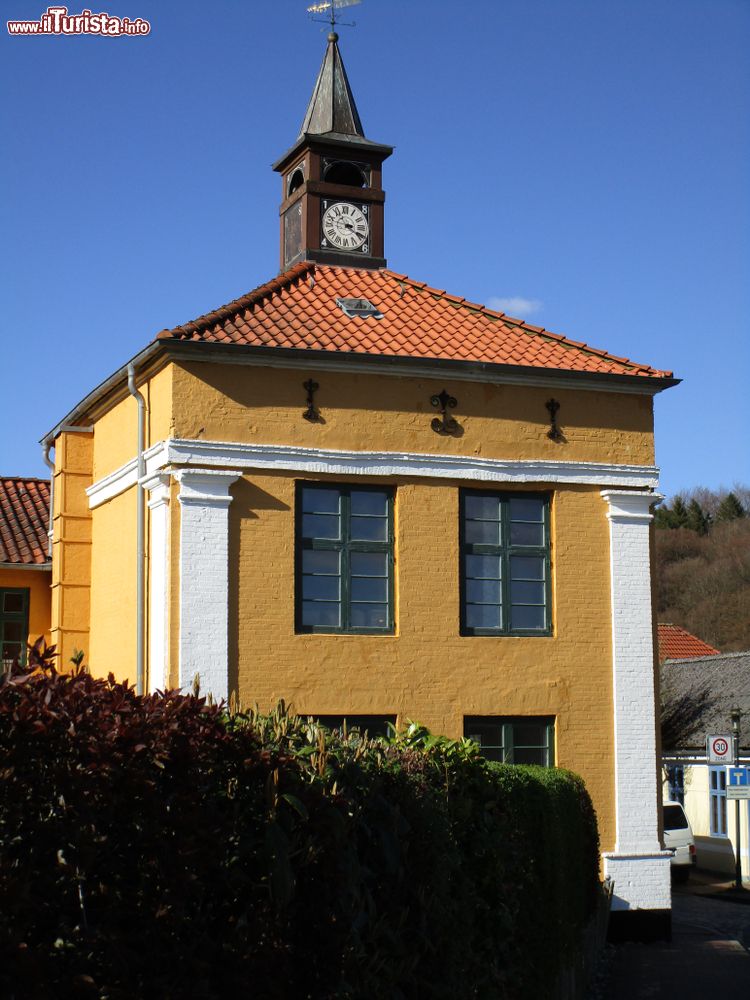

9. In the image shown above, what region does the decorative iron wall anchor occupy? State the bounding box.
[431,389,459,435]
[546,398,563,441]
[303,379,320,422]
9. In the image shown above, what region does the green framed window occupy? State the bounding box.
[464,716,555,766]
[460,490,551,636]
[311,715,396,738]
[296,483,394,634]
[1,588,30,666]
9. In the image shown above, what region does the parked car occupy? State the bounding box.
[663,801,697,882]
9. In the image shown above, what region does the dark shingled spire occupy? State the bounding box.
[298,32,365,140]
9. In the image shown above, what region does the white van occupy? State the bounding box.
[663,801,697,882]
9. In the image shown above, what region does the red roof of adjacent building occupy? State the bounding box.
[158,263,673,380]
[658,623,720,663]
[0,478,51,566]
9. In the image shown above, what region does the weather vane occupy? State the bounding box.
[306,0,362,30]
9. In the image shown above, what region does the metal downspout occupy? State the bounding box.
[127,364,146,696]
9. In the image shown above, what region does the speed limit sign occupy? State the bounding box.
[706,734,732,763]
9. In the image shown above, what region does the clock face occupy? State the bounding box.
[321,202,369,252]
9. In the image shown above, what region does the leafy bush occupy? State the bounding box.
[0,648,600,999]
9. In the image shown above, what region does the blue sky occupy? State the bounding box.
[2,0,748,499]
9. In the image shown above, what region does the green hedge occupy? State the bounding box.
[0,649,600,998]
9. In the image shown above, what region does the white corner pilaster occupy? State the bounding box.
[143,473,171,694]
[175,469,239,703]
[601,490,671,913]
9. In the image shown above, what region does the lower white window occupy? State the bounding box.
[709,766,727,836]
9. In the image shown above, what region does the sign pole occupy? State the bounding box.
[731,708,742,890]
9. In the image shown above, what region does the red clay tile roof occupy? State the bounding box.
[658,623,720,663]
[0,478,51,566]
[157,263,673,379]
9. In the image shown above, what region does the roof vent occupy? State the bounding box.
[336,297,383,319]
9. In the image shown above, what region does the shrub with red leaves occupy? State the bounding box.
[0,644,601,1000]
[0,647,347,999]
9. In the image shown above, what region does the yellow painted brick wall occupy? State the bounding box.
[82,364,173,679]
[227,473,617,852]
[171,361,655,467]
[50,431,93,666]
[89,487,137,682]
[92,364,173,480]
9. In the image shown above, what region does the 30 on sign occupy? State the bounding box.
[706,734,733,762]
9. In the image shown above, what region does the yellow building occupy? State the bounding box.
[44,35,678,933]
[0,477,52,663]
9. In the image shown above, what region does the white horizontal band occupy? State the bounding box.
[87,437,660,508]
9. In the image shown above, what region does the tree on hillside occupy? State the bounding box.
[716,492,746,522]
[671,496,688,527]
[685,499,710,536]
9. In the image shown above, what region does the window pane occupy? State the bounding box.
[464,495,501,520]
[466,579,502,604]
[351,577,387,603]
[2,642,22,661]
[465,554,501,580]
[302,575,340,601]
[350,552,387,577]
[510,556,545,581]
[514,747,548,766]
[351,516,387,542]
[350,603,388,628]
[302,513,340,540]
[465,519,500,545]
[719,771,726,790]
[350,491,388,516]
[510,605,545,630]
[302,601,340,627]
[510,580,545,605]
[301,488,340,514]
[509,498,544,522]
[302,550,340,575]
[509,522,544,546]
[2,622,24,642]
[464,721,503,748]
[466,604,502,629]
[513,723,548,747]
[3,593,24,614]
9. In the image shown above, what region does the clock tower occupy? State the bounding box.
[273,31,392,271]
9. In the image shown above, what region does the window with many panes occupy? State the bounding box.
[709,766,727,836]
[667,764,685,806]
[297,484,394,634]
[460,491,551,635]
[1,588,29,667]
[464,716,555,766]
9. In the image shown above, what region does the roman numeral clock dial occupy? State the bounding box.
[321,201,369,253]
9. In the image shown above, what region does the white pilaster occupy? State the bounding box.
[143,473,171,694]
[175,470,239,703]
[601,490,671,912]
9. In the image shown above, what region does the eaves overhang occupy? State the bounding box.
[0,561,52,571]
[161,339,681,395]
[272,133,394,173]
[42,335,679,443]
